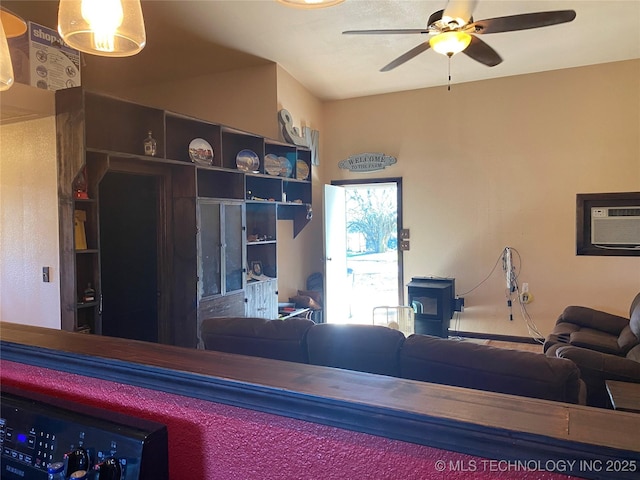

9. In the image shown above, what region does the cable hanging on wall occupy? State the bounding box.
[458,246,544,343]
[501,246,544,343]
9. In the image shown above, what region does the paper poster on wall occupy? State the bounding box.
[9,22,81,91]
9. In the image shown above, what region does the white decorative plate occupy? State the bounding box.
[264,154,282,176]
[236,149,260,173]
[279,157,293,177]
[296,159,310,180]
[188,138,214,166]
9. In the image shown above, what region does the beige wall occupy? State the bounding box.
[0,116,61,327]
[275,66,325,300]
[109,64,280,139]
[321,60,640,336]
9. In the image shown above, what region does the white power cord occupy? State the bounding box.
[502,246,544,343]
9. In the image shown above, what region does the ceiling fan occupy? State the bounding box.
[343,0,576,72]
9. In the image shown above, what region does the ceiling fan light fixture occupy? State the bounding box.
[441,15,467,29]
[429,31,471,56]
[58,0,146,57]
[276,0,345,9]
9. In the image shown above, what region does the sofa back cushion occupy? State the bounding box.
[201,317,315,363]
[559,306,629,334]
[306,324,405,377]
[399,335,584,404]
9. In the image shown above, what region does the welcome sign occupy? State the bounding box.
[338,153,397,172]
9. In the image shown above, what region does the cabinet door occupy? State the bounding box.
[223,203,244,293]
[199,201,222,297]
[245,279,277,319]
[198,200,245,299]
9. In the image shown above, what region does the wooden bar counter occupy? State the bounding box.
[1,321,639,479]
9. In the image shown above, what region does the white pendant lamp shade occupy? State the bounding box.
[58,0,146,57]
[0,7,27,91]
[0,23,14,91]
[277,0,345,9]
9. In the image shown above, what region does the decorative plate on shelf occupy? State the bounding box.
[188,138,214,166]
[264,154,282,176]
[279,157,293,178]
[296,159,310,180]
[236,149,260,173]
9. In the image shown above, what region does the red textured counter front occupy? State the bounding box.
[1,360,570,479]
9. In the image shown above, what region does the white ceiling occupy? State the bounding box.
[5,1,640,101]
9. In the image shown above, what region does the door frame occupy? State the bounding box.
[97,159,173,344]
[331,177,404,306]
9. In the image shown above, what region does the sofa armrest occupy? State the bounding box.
[557,306,629,335]
[554,345,640,383]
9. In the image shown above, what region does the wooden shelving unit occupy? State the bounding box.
[56,87,312,346]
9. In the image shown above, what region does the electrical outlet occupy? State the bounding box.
[400,240,410,251]
[520,291,533,304]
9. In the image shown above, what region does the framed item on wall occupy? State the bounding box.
[251,261,263,276]
[576,192,640,256]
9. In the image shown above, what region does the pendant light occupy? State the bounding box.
[0,7,27,91]
[58,0,146,57]
[277,0,345,9]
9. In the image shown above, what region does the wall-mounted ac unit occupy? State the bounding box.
[591,207,640,246]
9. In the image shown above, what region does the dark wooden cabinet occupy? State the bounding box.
[56,88,312,347]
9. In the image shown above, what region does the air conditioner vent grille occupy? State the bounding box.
[608,207,640,217]
[591,206,640,246]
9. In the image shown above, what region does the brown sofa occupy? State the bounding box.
[545,293,640,407]
[201,317,586,405]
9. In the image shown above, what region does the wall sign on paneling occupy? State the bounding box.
[338,153,397,173]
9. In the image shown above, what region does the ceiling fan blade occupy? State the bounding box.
[468,10,576,34]
[443,0,479,26]
[343,29,428,35]
[380,41,431,72]
[462,35,502,67]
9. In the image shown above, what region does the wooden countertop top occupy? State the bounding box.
[1,321,639,471]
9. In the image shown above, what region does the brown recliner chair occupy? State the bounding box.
[544,292,640,356]
[545,293,640,407]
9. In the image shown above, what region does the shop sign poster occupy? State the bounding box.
[10,22,81,91]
